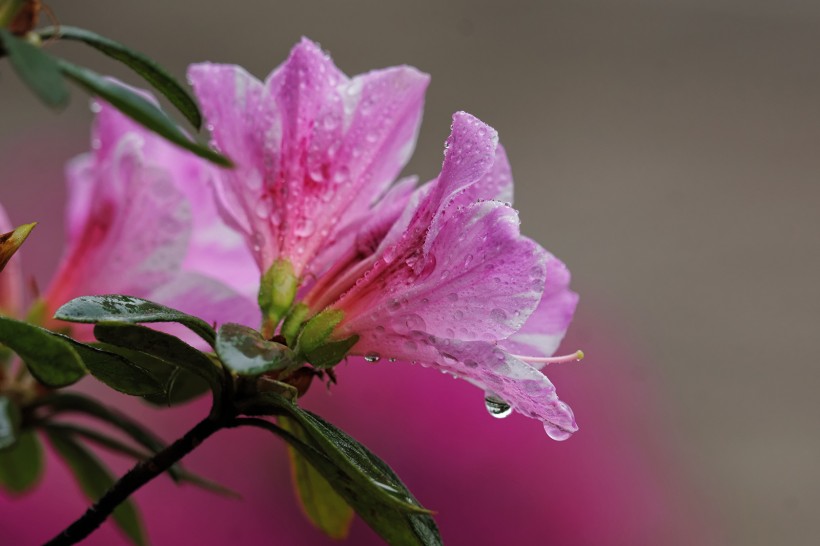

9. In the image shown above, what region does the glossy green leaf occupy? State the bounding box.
[0,316,86,387]
[280,416,354,539]
[0,395,21,450]
[0,430,43,493]
[95,343,209,406]
[37,25,202,129]
[55,59,231,167]
[47,429,147,546]
[93,323,222,397]
[54,294,216,347]
[240,395,442,546]
[216,323,292,376]
[55,335,164,396]
[0,221,35,273]
[0,29,70,108]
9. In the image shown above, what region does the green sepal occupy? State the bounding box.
[216,322,293,376]
[0,221,35,273]
[280,415,355,539]
[0,0,25,28]
[47,429,147,546]
[304,335,359,369]
[0,316,86,387]
[54,294,217,347]
[93,323,223,409]
[55,59,232,167]
[0,429,43,494]
[38,25,202,129]
[281,302,309,347]
[258,260,298,337]
[298,308,344,355]
[0,395,22,451]
[54,335,165,397]
[0,29,69,108]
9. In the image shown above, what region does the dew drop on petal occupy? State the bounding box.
[364,352,381,363]
[490,308,508,322]
[543,422,572,441]
[404,314,426,331]
[484,394,512,419]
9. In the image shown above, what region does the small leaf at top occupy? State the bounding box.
[0,221,35,273]
[54,294,216,347]
[216,323,293,376]
[37,25,202,129]
[47,429,147,546]
[55,59,232,167]
[0,316,86,387]
[0,430,43,494]
[279,415,354,539]
[0,395,22,451]
[0,29,69,108]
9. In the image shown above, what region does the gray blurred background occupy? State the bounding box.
[2,1,819,544]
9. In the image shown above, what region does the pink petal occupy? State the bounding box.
[451,144,514,209]
[350,330,577,437]
[188,39,429,279]
[0,202,23,316]
[501,255,579,361]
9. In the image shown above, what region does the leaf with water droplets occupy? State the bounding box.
[54,295,217,347]
[216,323,293,376]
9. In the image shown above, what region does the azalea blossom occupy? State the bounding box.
[41,98,259,336]
[188,38,430,331]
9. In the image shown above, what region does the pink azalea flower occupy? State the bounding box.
[187,38,430,329]
[307,112,581,439]
[42,98,259,336]
[0,203,25,317]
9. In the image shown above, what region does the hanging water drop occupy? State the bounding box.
[484,395,512,419]
[543,422,572,441]
[364,352,381,363]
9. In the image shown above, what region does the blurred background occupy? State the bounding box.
[2,0,819,544]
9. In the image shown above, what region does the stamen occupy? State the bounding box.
[514,350,584,365]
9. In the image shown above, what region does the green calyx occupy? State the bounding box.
[296,309,358,369]
[258,259,299,338]
[0,221,35,273]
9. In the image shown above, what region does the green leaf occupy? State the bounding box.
[55,59,232,167]
[280,416,354,539]
[304,335,359,369]
[37,25,202,129]
[47,429,147,546]
[55,335,164,396]
[96,343,209,406]
[216,323,292,376]
[298,308,344,355]
[93,324,222,408]
[0,395,22,450]
[240,395,442,546]
[0,316,86,387]
[0,29,70,108]
[0,221,35,273]
[54,294,217,347]
[0,430,43,493]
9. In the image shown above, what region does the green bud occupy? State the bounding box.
[304,335,360,369]
[281,302,310,348]
[258,259,298,338]
[0,221,35,273]
[297,308,344,355]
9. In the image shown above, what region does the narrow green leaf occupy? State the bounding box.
[54,294,216,347]
[0,29,70,108]
[216,323,293,376]
[240,395,442,546]
[280,416,354,539]
[47,429,147,546]
[55,59,232,167]
[95,343,209,406]
[0,430,43,493]
[93,323,222,398]
[0,316,86,387]
[37,25,202,129]
[55,335,164,396]
[0,395,22,450]
[0,221,36,273]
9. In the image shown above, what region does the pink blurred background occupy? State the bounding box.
[5,0,820,544]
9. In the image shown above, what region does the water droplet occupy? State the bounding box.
[404,314,426,331]
[294,219,315,237]
[364,352,381,363]
[447,292,458,302]
[490,308,508,322]
[464,359,478,368]
[388,357,397,362]
[543,423,572,441]
[332,166,350,184]
[387,298,401,312]
[484,395,512,418]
